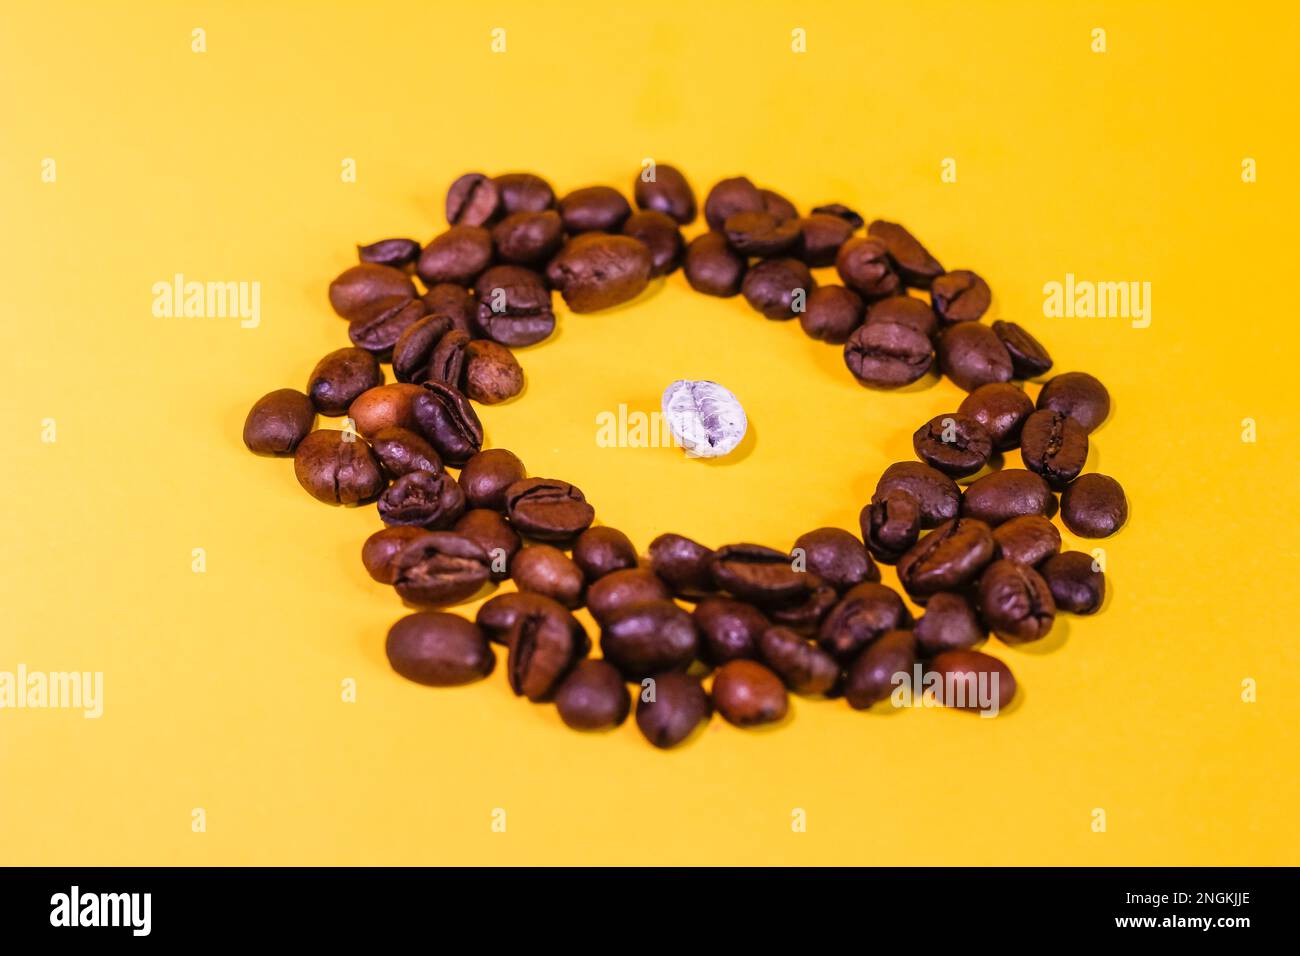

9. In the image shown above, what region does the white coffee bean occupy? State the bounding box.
[661,380,747,458]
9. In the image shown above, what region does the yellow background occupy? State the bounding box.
[2,0,1297,866]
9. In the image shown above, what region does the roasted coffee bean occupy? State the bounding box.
[792,527,878,593]
[504,477,594,542]
[391,314,453,383]
[958,383,1035,450]
[913,592,986,657]
[760,188,798,222]
[348,383,425,438]
[868,220,944,288]
[648,533,716,598]
[634,163,696,225]
[865,294,939,340]
[361,526,427,584]
[1037,371,1111,433]
[712,660,788,727]
[896,518,996,602]
[293,430,385,505]
[328,264,417,322]
[861,490,922,564]
[836,236,901,300]
[817,582,911,663]
[446,172,501,226]
[378,470,465,528]
[1020,409,1089,489]
[795,214,855,268]
[391,531,492,606]
[412,382,483,466]
[243,388,315,454]
[710,543,810,605]
[724,211,800,257]
[992,514,1060,566]
[1060,473,1128,538]
[977,559,1055,643]
[386,611,494,686]
[683,231,746,297]
[875,461,962,528]
[961,469,1055,526]
[458,448,526,511]
[558,185,631,233]
[473,265,556,346]
[938,322,1013,392]
[494,172,555,215]
[703,176,764,230]
[692,597,769,664]
[757,627,841,695]
[427,329,470,386]
[348,296,428,359]
[621,210,684,277]
[358,237,420,270]
[636,671,710,748]
[812,203,864,229]
[572,527,638,581]
[555,659,631,730]
[1040,551,1105,613]
[417,225,493,287]
[844,629,917,710]
[510,545,585,608]
[476,592,584,647]
[491,210,564,266]
[420,283,475,333]
[768,583,838,635]
[928,650,1016,712]
[600,600,699,679]
[798,285,864,343]
[586,568,671,625]
[741,258,814,319]
[843,320,933,388]
[992,320,1052,378]
[506,602,587,701]
[930,270,991,323]
[452,508,520,579]
[371,426,443,478]
[464,340,524,404]
[912,414,994,478]
[307,347,383,416]
[546,233,652,313]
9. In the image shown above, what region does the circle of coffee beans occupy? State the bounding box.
[244,167,1127,749]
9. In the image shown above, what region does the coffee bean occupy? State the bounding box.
[1060,473,1127,538]
[293,430,386,505]
[868,220,944,288]
[991,514,1060,566]
[760,188,798,222]
[875,461,961,528]
[843,320,933,388]
[472,265,555,346]
[634,163,697,225]
[476,592,584,647]
[740,257,814,320]
[712,660,788,726]
[768,583,839,635]
[511,545,586,609]
[600,600,699,679]
[795,214,855,268]
[844,629,917,710]
[960,469,1055,526]
[586,568,672,625]
[417,225,494,287]
[724,211,801,257]
[1020,409,1089,489]
[817,582,911,663]
[348,383,425,438]
[391,314,454,383]
[930,270,991,323]
[420,283,475,333]
[621,210,684,277]
[865,294,939,340]
[937,322,1013,392]
[358,238,420,270]
[957,383,1035,450]
[648,533,716,598]
[792,527,878,593]
[505,600,587,701]
[757,626,841,695]
[927,650,1016,712]
[571,527,638,581]
[861,489,922,563]
[683,231,746,297]
[703,176,764,230]
[836,236,901,300]
[913,592,986,657]
[493,172,556,215]
[446,172,501,226]
[636,671,710,748]
[491,210,564,265]
[1040,551,1105,614]
[896,518,996,602]
[799,285,863,343]
[504,477,595,542]
[362,525,427,584]
[463,340,523,404]
[1037,371,1110,433]
[558,185,631,233]
[307,347,383,415]
[458,449,527,512]
[546,233,652,313]
[244,388,315,454]
[391,531,492,606]
[977,559,1055,643]
[386,611,495,686]
[555,659,631,730]
[992,320,1052,378]
[452,509,520,579]
[348,296,428,359]
[811,203,864,229]
[693,597,769,664]
[710,543,811,605]
[378,470,465,528]
[328,264,417,322]
[412,382,483,466]
[427,329,470,387]
[661,379,748,458]
[912,414,994,478]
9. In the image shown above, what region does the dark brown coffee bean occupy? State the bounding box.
[473,265,556,346]
[243,388,315,454]
[391,314,453,383]
[928,650,1016,712]
[757,626,841,695]
[844,320,933,388]
[1060,473,1128,538]
[930,270,991,322]
[386,611,494,686]
[417,225,493,287]
[636,672,710,748]
[1040,551,1105,614]
[844,629,917,710]
[817,582,911,663]
[634,163,696,225]
[293,430,385,505]
[958,383,1035,450]
[494,172,555,215]
[504,478,594,542]
[411,382,483,466]
[555,659,631,730]
[601,600,699,679]
[572,527,638,581]
[307,347,382,416]
[724,211,800,257]
[476,592,584,647]
[328,264,417,322]
[420,283,475,334]
[938,322,1013,392]
[896,518,996,602]
[1037,371,1111,433]
[648,533,716,597]
[798,285,864,344]
[961,469,1055,526]
[759,188,798,222]
[621,210,684,277]
[812,203,864,229]
[510,545,585,608]
[348,383,425,438]
[912,414,994,478]
[795,214,855,268]
[546,233,652,313]
[913,592,986,657]
[865,294,939,340]
[445,172,501,226]
[710,543,809,605]
[875,461,962,528]
[683,231,746,297]
[348,296,428,359]
[464,340,523,404]
[558,185,631,233]
[703,176,763,230]
[992,514,1060,566]
[792,527,878,593]
[426,329,470,387]
[452,508,520,579]
[868,220,944,288]
[361,525,427,584]
[586,568,671,626]
[1020,409,1089,489]
[861,489,922,563]
[490,210,564,265]
[992,320,1052,378]
[692,597,769,664]
[378,470,465,528]
[977,559,1055,643]
[712,660,788,727]
[741,258,814,319]
[391,531,492,606]
[767,583,838,635]
[836,236,901,300]
[506,602,587,702]
[358,237,420,270]
[458,449,526,511]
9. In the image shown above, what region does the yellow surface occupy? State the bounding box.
[2,0,1297,866]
